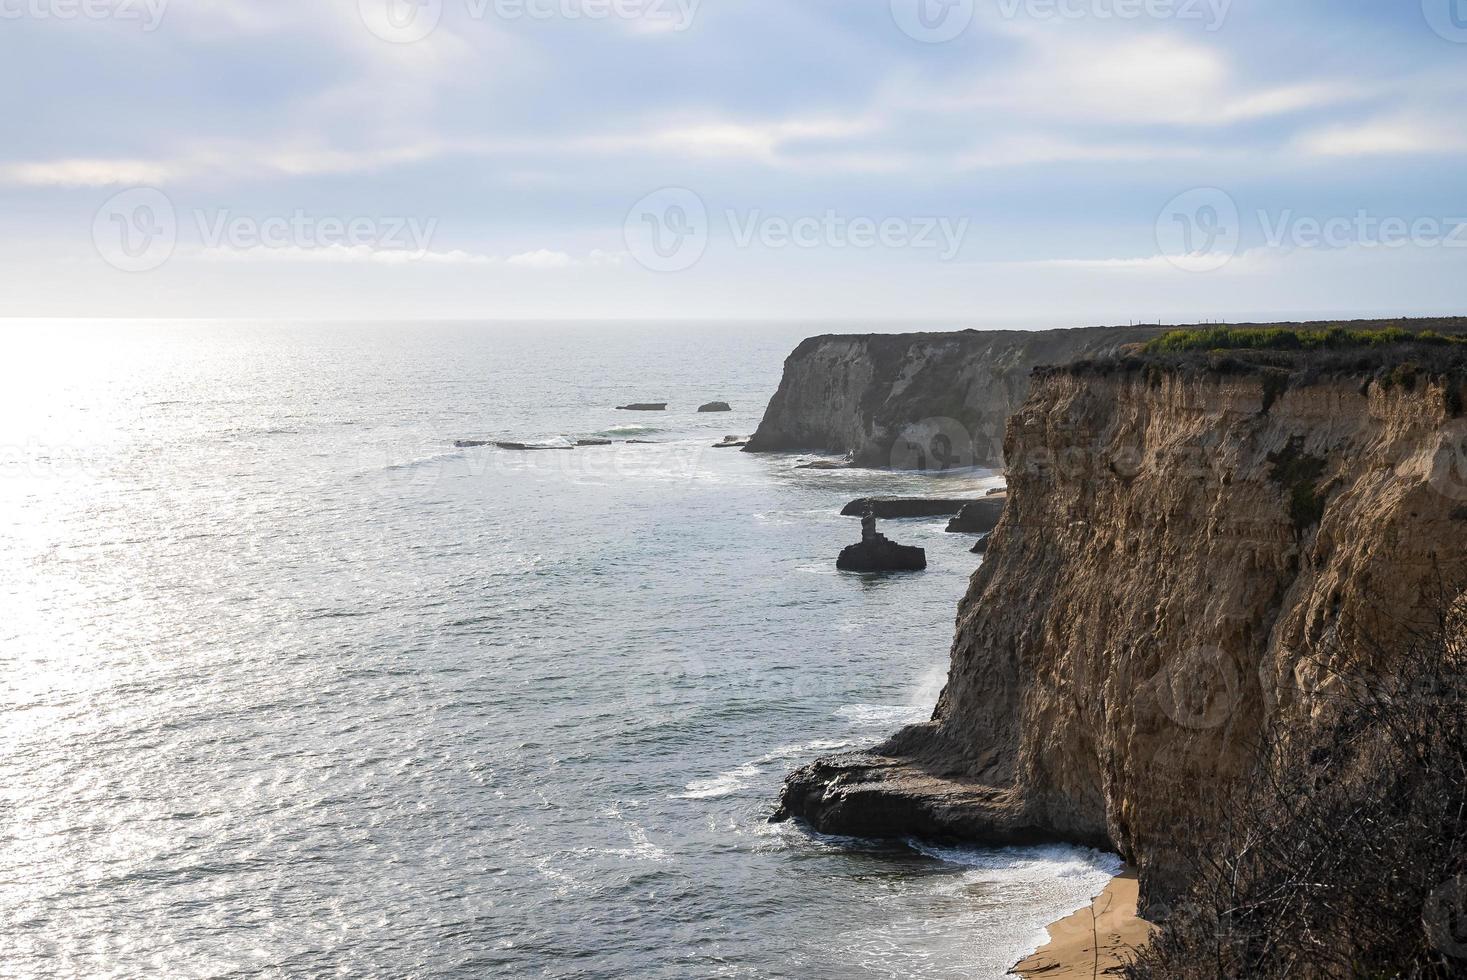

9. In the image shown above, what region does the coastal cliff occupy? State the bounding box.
[775,347,1467,911]
[743,326,1161,468]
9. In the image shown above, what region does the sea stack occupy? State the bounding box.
[837,506,926,572]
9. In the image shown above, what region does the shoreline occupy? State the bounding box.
[1010,869,1153,978]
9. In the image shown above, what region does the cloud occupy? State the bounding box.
[948,31,1358,128]
[200,243,498,265]
[195,244,628,268]
[1296,114,1467,157]
[0,158,179,188]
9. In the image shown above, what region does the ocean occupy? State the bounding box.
[0,320,1120,979]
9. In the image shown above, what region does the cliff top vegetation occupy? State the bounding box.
[1044,320,1467,395]
[1143,325,1467,355]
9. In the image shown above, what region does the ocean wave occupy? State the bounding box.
[907,840,1123,879]
[672,739,852,800]
[594,424,665,437]
[379,449,461,471]
[834,703,930,727]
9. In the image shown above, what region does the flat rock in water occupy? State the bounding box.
[576,438,613,446]
[698,401,732,413]
[946,495,1007,533]
[455,440,492,448]
[496,441,573,452]
[796,459,851,470]
[616,403,667,411]
[840,497,973,519]
[837,534,927,572]
[712,435,749,448]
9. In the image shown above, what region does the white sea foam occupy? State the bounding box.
[378,449,461,471]
[672,739,853,800]
[596,424,664,437]
[835,664,948,728]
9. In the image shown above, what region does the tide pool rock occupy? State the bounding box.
[945,495,1006,533]
[698,401,732,412]
[840,497,971,519]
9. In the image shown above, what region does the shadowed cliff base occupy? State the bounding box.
[772,344,1467,950]
[744,318,1467,471]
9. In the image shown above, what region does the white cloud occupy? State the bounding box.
[0,158,179,188]
[943,30,1357,128]
[200,244,499,265]
[1296,114,1467,157]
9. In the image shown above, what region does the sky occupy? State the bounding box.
[2,0,1466,322]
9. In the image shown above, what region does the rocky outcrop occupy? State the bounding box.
[617,403,667,411]
[838,509,928,572]
[840,497,974,519]
[944,495,1006,533]
[744,326,1162,469]
[776,351,1467,911]
[699,401,732,413]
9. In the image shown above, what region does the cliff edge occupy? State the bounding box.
[774,345,1467,910]
[743,326,1162,468]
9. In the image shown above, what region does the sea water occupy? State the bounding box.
[0,320,1119,979]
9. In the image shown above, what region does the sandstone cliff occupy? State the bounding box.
[744,326,1162,468]
[775,349,1467,910]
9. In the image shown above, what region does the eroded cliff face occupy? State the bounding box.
[743,327,1160,468]
[776,362,1467,908]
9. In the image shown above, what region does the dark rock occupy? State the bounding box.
[796,459,851,470]
[495,441,574,451]
[971,533,991,554]
[455,440,492,448]
[625,439,658,444]
[698,401,732,413]
[617,403,667,411]
[576,438,613,446]
[840,497,973,519]
[837,506,926,572]
[945,495,1006,533]
[712,435,749,448]
[838,537,926,572]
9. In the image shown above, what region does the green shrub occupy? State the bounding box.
[1144,326,1465,355]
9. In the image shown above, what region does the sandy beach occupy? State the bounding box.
[1011,870,1154,978]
